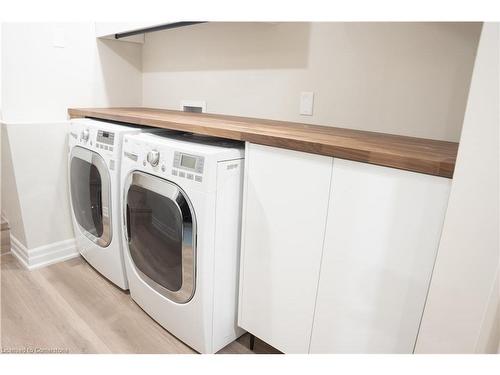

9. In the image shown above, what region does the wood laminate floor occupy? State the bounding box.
[0,253,279,354]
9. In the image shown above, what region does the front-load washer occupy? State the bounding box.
[120,132,245,353]
[68,118,164,290]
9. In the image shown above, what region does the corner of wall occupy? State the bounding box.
[414,22,500,354]
[1,122,28,247]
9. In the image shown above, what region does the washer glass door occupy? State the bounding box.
[124,172,196,304]
[70,146,112,247]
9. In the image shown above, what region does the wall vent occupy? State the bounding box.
[181,100,206,113]
[183,105,203,113]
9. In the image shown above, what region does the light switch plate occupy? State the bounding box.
[300,91,314,116]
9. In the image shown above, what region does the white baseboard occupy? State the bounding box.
[10,235,79,270]
[9,236,27,266]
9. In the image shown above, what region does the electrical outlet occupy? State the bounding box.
[300,92,314,116]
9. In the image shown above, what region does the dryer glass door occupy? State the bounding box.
[70,147,112,247]
[124,172,196,304]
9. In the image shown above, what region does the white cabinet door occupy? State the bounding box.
[238,143,333,353]
[310,159,451,353]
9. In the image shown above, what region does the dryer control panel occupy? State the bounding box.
[96,130,115,151]
[173,152,204,173]
[172,151,205,182]
[71,126,117,154]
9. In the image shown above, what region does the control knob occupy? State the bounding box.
[147,150,160,167]
[81,129,90,143]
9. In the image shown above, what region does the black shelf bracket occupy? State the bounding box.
[114,22,207,39]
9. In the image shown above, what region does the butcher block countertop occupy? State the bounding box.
[68,107,458,178]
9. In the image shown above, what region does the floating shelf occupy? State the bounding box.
[114,22,206,39]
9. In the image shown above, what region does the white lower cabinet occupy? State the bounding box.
[309,159,451,353]
[238,143,451,353]
[238,143,333,353]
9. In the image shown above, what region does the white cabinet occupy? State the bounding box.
[309,159,451,353]
[238,143,452,353]
[238,143,333,353]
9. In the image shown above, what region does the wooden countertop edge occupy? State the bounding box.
[68,108,457,178]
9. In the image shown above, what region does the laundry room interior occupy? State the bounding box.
[0,20,499,357]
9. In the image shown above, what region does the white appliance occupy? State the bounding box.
[68,118,163,289]
[120,132,245,353]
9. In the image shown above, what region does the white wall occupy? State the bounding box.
[1,23,3,227]
[0,23,2,119]
[2,23,142,123]
[1,123,27,244]
[1,23,142,249]
[142,22,481,142]
[474,269,499,353]
[3,122,74,249]
[415,22,500,354]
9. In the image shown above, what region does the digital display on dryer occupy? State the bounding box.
[97,130,115,145]
[180,154,197,169]
[173,151,204,174]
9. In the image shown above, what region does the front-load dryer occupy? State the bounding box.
[68,118,164,290]
[120,132,245,353]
